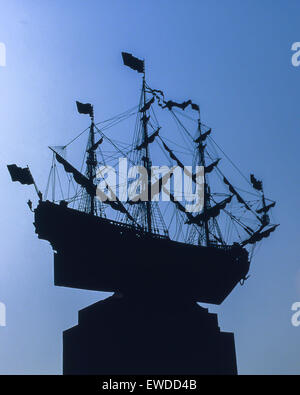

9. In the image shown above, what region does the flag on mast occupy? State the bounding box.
[122,52,144,73]
[76,101,94,118]
[250,174,263,191]
[7,164,34,185]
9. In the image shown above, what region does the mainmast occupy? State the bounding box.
[86,110,97,215]
[197,118,210,246]
[121,52,152,232]
[142,70,152,233]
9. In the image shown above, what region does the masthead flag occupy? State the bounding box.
[122,52,144,74]
[7,164,34,185]
[191,103,200,112]
[76,101,94,118]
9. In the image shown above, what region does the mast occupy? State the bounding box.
[142,70,152,233]
[86,110,97,215]
[198,118,210,246]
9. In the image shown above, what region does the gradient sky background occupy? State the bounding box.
[0,0,299,374]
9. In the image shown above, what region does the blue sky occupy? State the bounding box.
[0,0,299,374]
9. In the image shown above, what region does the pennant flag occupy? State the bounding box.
[194,128,211,143]
[191,103,200,112]
[27,199,33,211]
[136,127,160,151]
[162,100,191,111]
[7,164,34,185]
[139,96,155,113]
[76,101,94,118]
[250,174,263,191]
[87,137,103,153]
[256,201,275,214]
[122,52,144,73]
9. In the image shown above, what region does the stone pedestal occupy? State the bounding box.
[63,294,237,375]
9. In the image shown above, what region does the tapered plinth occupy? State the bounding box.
[63,294,237,375]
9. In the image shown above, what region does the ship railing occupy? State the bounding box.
[100,216,169,240]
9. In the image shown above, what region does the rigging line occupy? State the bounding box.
[174,204,202,238]
[205,149,263,220]
[95,105,139,125]
[208,135,254,188]
[45,164,53,200]
[99,112,137,132]
[162,200,171,218]
[211,192,231,197]
[169,112,195,152]
[222,208,253,235]
[67,174,78,200]
[198,120,212,130]
[67,177,71,200]
[157,134,187,162]
[81,140,89,173]
[95,163,142,229]
[99,110,138,126]
[205,148,262,198]
[100,110,137,126]
[207,146,262,199]
[206,139,219,160]
[231,217,243,242]
[162,136,192,154]
[101,151,131,163]
[227,216,234,242]
[178,209,202,242]
[156,139,177,166]
[102,139,132,148]
[223,215,230,242]
[94,110,139,138]
[65,126,90,147]
[97,145,107,168]
[73,138,89,203]
[55,166,65,200]
[175,212,182,241]
[170,109,194,140]
[233,187,262,198]
[67,194,83,202]
[170,149,193,156]
[68,178,79,200]
[94,124,137,167]
[168,207,177,237]
[148,121,157,132]
[150,106,160,128]
[102,151,131,159]
[172,108,198,123]
[102,150,131,156]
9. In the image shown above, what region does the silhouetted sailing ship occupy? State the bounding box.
[8,52,278,305]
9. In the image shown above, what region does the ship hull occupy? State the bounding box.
[34,201,249,304]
